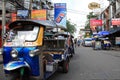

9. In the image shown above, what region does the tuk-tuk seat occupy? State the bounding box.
[43,49,65,52]
[44,39,66,49]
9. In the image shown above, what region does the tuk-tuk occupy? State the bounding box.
[53,32,75,57]
[2,20,70,80]
[92,37,102,50]
[100,38,111,50]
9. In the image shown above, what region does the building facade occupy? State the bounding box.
[0,0,54,47]
[98,0,120,46]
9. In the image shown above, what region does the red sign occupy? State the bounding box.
[11,13,17,22]
[112,18,120,25]
[90,19,102,26]
[90,19,102,32]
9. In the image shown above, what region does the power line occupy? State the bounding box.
[67,8,89,15]
[67,10,89,15]
[67,8,89,13]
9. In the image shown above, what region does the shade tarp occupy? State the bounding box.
[98,31,110,36]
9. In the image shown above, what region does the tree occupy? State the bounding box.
[66,20,76,34]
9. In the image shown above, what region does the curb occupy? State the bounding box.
[0,55,3,64]
[110,47,120,51]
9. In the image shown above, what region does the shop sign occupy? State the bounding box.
[17,10,29,19]
[31,10,46,20]
[112,18,120,25]
[116,37,120,45]
[90,19,102,26]
[90,19,102,32]
[88,2,100,10]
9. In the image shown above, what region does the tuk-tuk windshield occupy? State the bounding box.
[6,25,39,43]
[84,38,92,41]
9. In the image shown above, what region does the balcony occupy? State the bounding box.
[0,1,16,14]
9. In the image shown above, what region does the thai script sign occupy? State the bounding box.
[90,19,102,26]
[31,10,46,20]
[112,18,120,25]
[90,19,102,31]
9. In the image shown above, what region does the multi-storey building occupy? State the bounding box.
[0,0,54,47]
[98,0,120,46]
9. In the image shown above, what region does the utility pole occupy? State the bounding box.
[29,0,33,19]
[2,0,6,48]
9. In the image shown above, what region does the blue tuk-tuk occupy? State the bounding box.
[2,20,70,80]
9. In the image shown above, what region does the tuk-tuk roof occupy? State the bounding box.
[8,20,56,29]
[53,32,74,38]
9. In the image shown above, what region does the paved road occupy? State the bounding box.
[48,46,120,80]
[0,47,120,80]
[0,64,5,80]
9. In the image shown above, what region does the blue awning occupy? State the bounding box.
[98,31,110,36]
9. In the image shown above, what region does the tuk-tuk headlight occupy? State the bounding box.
[62,54,65,60]
[29,49,39,57]
[29,51,35,57]
[11,49,18,58]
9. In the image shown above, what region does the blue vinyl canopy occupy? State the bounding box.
[98,31,110,36]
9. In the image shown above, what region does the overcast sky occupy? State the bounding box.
[51,0,109,37]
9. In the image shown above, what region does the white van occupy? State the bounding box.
[83,38,92,47]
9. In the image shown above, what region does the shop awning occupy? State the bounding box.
[98,31,110,36]
[109,27,120,35]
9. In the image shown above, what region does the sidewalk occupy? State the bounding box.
[0,55,3,64]
[111,46,120,51]
[101,47,120,57]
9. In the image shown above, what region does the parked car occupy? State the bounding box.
[83,38,92,47]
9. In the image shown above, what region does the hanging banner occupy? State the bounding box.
[54,3,67,28]
[90,19,102,31]
[31,10,46,20]
[112,18,120,25]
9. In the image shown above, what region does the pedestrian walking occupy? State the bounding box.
[77,39,81,47]
[74,38,77,47]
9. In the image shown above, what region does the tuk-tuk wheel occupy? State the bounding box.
[62,59,69,73]
[5,74,18,80]
[6,74,29,80]
[70,54,73,58]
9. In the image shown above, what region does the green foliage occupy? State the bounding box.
[66,20,76,34]
[87,12,97,19]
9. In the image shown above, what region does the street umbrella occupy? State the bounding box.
[98,31,110,36]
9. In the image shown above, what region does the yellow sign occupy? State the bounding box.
[31,10,46,20]
[88,2,100,10]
